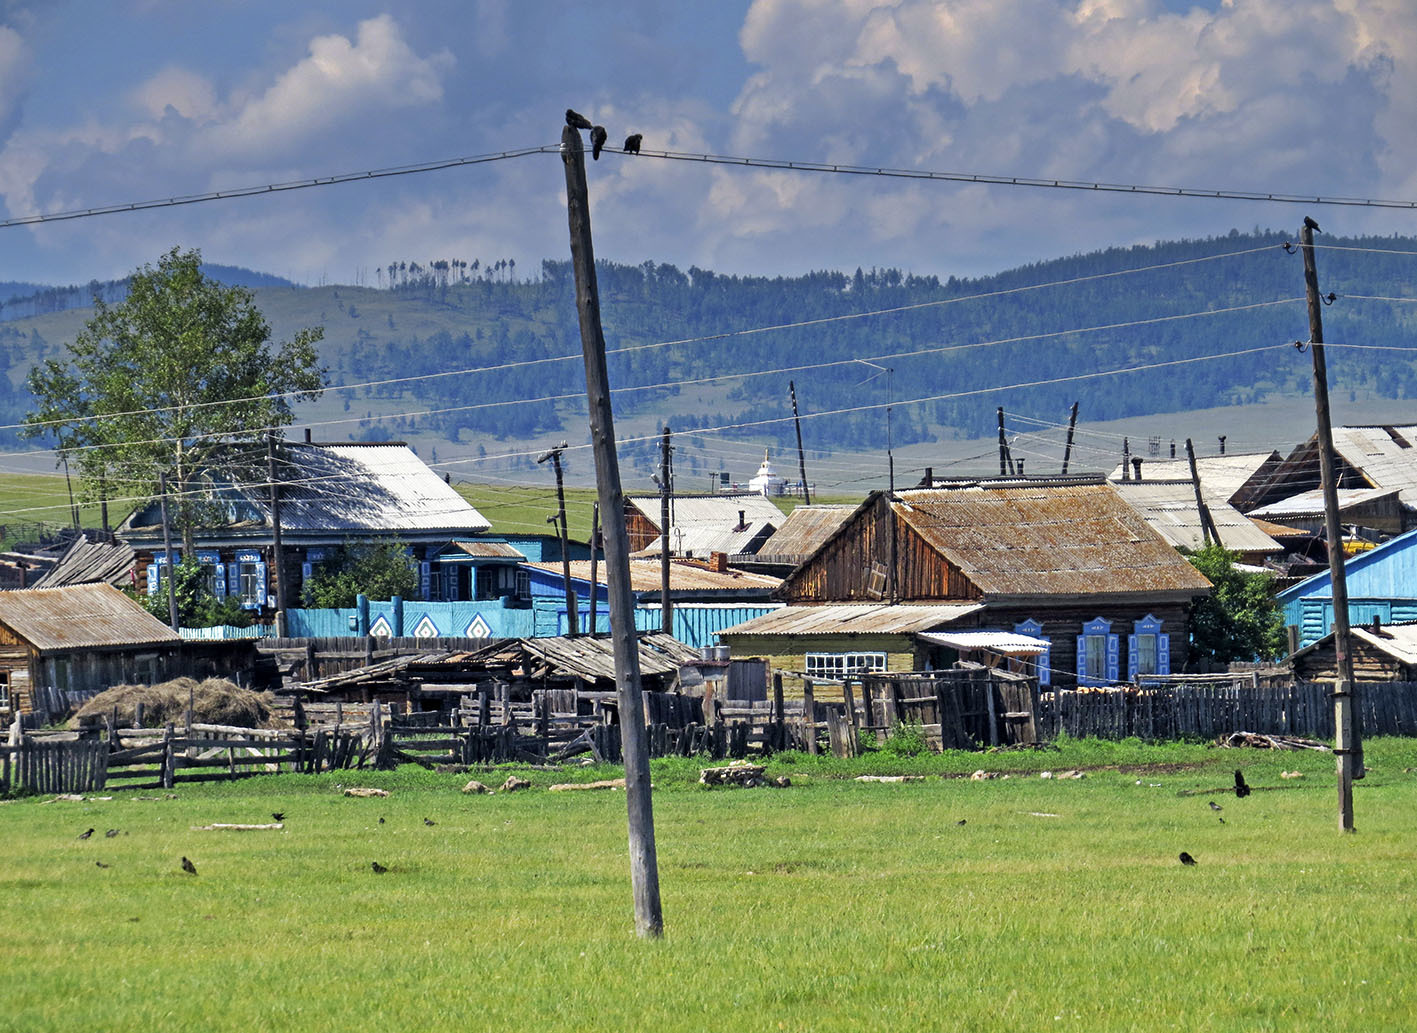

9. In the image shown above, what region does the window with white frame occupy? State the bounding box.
[1128,615,1171,678]
[804,652,887,679]
[515,569,531,600]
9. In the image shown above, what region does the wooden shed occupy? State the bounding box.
[0,583,184,720]
[1289,622,1417,682]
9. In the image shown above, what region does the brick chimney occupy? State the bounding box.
[709,551,728,573]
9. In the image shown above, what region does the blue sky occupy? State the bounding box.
[2,0,1415,286]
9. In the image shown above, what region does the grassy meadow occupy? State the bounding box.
[3,738,1415,1033]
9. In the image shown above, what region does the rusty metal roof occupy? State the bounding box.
[891,483,1212,598]
[442,540,526,559]
[525,558,781,593]
[719,603,984,637]
[755,505,857,561]
[0,583,181,652]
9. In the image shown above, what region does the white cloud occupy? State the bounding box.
[206,14,454,158]
[131,66,218,123]
[0,23,30,135]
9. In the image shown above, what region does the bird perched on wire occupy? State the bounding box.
[181,856,197,875]
[371,861,388,874]
[591,125,608,160]
[76,828,94,840]
[565,108,593,131]
[623,133,642,155]
[1303,215,1321,233]
[1179,851,1197,866]
[1234,769,1251,798]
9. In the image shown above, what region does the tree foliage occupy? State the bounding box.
[1185,545,1286,664]
[23,247,325,551]
[133,557,253,629]
[301,540,419,608]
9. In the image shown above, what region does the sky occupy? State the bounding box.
[3,0,1417,287]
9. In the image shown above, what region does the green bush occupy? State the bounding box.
[880,719,930,758]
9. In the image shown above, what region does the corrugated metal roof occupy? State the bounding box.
[627,493,785,529]
[526,558,781,593]
[0,583,181,652]
[443,540,526,559]
[719,602,984,637]
[890,484,1212,597]
[634,519,777,557]
[120,443,490,539]
[30,534,137,589]
[1250,486,1398,520]
[1332,425,1417,499]
[1108,451,1281,503]
[1109,479,1283,555]
[917,630,1049,655]
[755,505,857,560]
[277,444,490,534]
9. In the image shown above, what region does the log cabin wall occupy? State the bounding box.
[983,601,1193,688]
[624,505,661,553]
[1293,639,1413,682]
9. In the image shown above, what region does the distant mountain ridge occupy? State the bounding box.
[2,230,1415,468]
[0,264,298,322]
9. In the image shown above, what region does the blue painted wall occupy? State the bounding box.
[1278,529,1417,646]
[284,597,778,650]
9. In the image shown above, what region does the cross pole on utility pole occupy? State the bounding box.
[1061,401,1078,475]
[1300,218,1361,831]
[789,380,811,504]
[158,471,179,631]
[659,426,672,635]
[538,442,578,637]
[561,121,663,936]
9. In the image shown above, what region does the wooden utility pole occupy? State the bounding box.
[789,380,810,504]
[1185,438,1220,547]
[1061,401,1079,475]
[267,432,288,621]
[659,426,673,635]
[588,502,600,636]
[62,457,79,530]
[561,121,663,936]
[1300,218,1361,830]
[158,471,179,631]
[997,407,1008,476]
[538,442,578,637]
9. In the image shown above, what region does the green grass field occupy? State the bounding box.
[3,739,1414,1033]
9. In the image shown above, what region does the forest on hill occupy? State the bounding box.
[3,230,1416,461]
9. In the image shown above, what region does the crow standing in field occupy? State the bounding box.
[565,108,593,131]
[105,828,120,838]
[1234,770,1251,798]
[1179,851,1197,866]
[591,125,608,160]
[272,812,285,822]
[181,856,197,875]
[423,817,437,826]
[623,133,642,155]
[95,861,110,869]
[1208,801,1223,812]
[76,828,94,840]
[371,861,388,874]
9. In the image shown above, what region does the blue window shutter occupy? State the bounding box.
[1076,636,1087,684]
[214,562,227,597]
[254,562,267,609]
[1158,633,1171,675]
[227,563,239,595]
[420,561,431,601]
[1127,635,1138,679]
[147,562,159,595]
[302,561,312,581]
[1039,643,1050,686]
[1106,634,1120,683]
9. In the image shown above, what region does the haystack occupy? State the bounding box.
[72,677,275,729]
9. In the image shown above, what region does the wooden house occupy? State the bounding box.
[727,483,1211,689]
[0,584,183,720]
[1108,478,1284,565]
[117,440,490,617]
[1277,527,1417,648]
[1289,621,1417,682]
[1243,425,1417,530]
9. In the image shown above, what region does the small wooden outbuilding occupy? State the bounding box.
[1289,621,1417,682]
[0,583,185,720]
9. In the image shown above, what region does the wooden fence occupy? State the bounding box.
[1039,680,1417,741]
